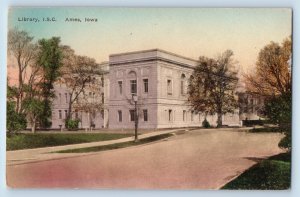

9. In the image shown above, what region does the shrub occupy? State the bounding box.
[65,119,80,130]
[264,92,291,150]
[6,101,27,134]
[202,119,211,128]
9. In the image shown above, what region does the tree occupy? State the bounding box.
[188,50,239,127]
[8,28,37,113]
[244,37,291,96]
[7,85,27,134]
[35,37,63,128]
[21,37,63,132]
[60,46,104,124]
[245,37,292,150]
[244,37,292,149]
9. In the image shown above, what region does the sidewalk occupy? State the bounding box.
[6,128,187,166]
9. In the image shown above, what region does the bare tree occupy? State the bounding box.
[8,28,38,113]
[60,46,105,123]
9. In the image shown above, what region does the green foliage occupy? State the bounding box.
[202,119,211,128]
[22,97,44,117]
[188,50,238,127]
[264,93,291,127]
[264,92,291,150]
[222,152,291,190]
[279,131,291,150]
[249,127,283,133]
[65,119,80,130]
[7,133,133,151]
[6,101,27,133]
[36,37,63,128]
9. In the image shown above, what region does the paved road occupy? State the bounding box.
[6,129,284,189]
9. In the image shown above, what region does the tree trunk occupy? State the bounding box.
[217,113,222,128]
[31,119,36,133]
[17,59,23,114]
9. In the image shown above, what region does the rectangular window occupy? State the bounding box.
[58,110,62,119]
[129,109,135,122]
[118,81,123,95]
[101,93,104,104]
[130,80,137,95]
[167,79,172,95]
[64,110,68,119]
[75,111,79,119]
[101,77,104,87]
[181,81,185,95]
[143,109,148,121]
[143,79,148,93]
[65,93,68,103]
[118,110,122,122]
[168,110,172,121]
[191,111,194,121]
[59,93,62,104]
[183,110,186,121]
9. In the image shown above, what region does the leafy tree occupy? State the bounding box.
[7,85,27,134]
[188,50,239,127]
[244,37,291,96]
[265,92,291,150]
[245,37,292,150]
[22,97,44,133]
[35,37,63,128]
[20,37,63,132]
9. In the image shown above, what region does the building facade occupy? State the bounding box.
[51,49,241,130]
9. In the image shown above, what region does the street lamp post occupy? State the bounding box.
[132,94,138,142]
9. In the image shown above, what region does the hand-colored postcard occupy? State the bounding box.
[6,7,292,189]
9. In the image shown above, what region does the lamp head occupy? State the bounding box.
[132,94,138,102]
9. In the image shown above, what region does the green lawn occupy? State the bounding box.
[222,152,291,190]
[7,133,133,151]
[56,133,174,153]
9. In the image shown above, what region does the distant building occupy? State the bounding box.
[51,49,243,130]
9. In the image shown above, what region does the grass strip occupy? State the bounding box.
[7,133,133,151]
[222,152,291,190]
[56,133,174,153]
[249,127,283,133]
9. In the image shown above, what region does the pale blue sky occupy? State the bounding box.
[8,8,291,71]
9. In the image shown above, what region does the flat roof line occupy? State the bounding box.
[109,48,198,63]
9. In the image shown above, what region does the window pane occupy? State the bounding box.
[143,109,148,121]
[118,81,123,94]
[167,80,172,95]
[130,80,137,94]
[118,110,122,122]
[59,110,62,119]
[130,110,135,121]
[65,93,68,103]
[168,110,172,121]
[143,79,148,93]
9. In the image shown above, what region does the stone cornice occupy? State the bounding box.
[110,57,197,69]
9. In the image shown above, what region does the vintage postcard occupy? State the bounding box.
[6,7,292,189]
